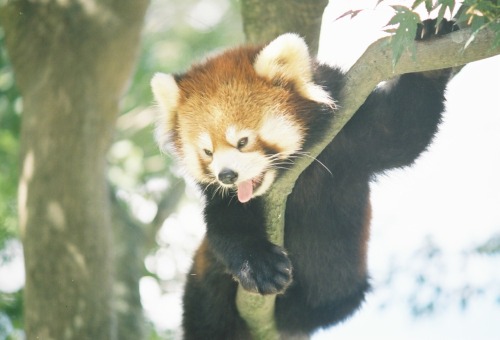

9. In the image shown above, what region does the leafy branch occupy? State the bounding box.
[384,0,500,63]
[342,1,499,66]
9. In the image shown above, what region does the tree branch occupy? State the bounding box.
[236,24,500,339]
[281,24,499,192]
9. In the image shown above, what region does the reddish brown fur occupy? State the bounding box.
[192,238,210,279]
[358,200,372,276]
[173,47,309,154]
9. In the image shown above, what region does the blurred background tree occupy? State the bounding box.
[0,24,20,249]
[0,21,23,339]
[1,0,151,338]
[0,0,243,338]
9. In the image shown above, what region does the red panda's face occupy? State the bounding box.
[152,34,334,202]
[176,80,304,203]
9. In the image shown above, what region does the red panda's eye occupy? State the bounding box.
[203,149,213,157]
[237,137,248,149]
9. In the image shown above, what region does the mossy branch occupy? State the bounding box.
[236,24,500,339]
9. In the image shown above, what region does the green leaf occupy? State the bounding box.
[434,0,456,26]
[470,14,486,32]
[463,19,500,51]
[386,6,421,66]
[436,0,456,13]
[412,0,434,14]
[492,20,500,48]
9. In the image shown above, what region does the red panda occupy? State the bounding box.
[152,35,333,204]
[152,19,457,339]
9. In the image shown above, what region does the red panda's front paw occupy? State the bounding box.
[415,18,460,79]
[234,243,293,295]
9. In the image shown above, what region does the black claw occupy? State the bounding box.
[415,18,458,41]
[233,243,293,295]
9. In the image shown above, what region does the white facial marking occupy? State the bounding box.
[198,132,213,152]
[210,149,267,185]
[182,144,206,182]
[225,126,255,148]
[253,171,276,197]
[225,126,238,146]
[260,113,303,157]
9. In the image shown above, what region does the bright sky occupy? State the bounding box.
[315,1,500,339]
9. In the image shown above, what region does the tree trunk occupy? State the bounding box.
[238,2,328,338]
[1,1,149,338]
[240,0,328,54]
[112,192,146,340]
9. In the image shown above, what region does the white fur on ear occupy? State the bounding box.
[254,33,334,106]
[151,72,180,125]
[151,72,180,150]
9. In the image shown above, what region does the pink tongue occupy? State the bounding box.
[237,180,253,203]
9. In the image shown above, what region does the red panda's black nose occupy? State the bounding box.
[218,168,238,185]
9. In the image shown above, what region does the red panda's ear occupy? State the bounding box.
[151,73,180,150]
[151,72,179,127]
[254,33,334,106]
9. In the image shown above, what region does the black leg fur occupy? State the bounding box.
[182,240,252,340]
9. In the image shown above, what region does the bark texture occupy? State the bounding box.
[240,0,328,54]
[1,1,149,338]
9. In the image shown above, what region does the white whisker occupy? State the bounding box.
[296,151,332,176]
[266,150,333,176]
